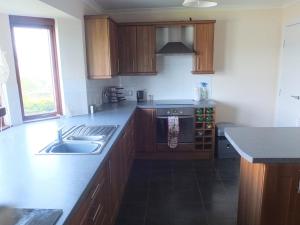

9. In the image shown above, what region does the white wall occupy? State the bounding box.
[0,14,23,125]
[108,8,282,126]
[56,18,89,116]
[274,2,300,126]
[0,0,106,124]
[86,78,120,106]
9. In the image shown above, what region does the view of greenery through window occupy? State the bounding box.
[13,27,57,116]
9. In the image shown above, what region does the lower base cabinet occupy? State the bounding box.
[67,116,135,225]
[67,163,110,225]
[238,158,300,225]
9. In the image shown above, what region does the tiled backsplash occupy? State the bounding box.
[119,55,212,101]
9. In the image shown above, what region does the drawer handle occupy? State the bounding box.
[92,203,103,222]
[298,179,300,194]
[91,184,100,200]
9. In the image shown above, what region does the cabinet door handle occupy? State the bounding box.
[132,59,135,71]
[297,179,300,194]
[91,183,100,200]
[108,160,112,184]
[92,203,103,222]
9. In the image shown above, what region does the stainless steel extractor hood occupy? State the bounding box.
[157,26,194,54]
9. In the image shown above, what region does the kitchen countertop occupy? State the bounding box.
[137,99,216,108]
[0,99,216,225]
[225,127,300,164]
[0,102,137,225]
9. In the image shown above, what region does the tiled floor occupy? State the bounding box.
[115,158,240,225]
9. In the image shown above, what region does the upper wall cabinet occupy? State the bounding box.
[118,26,137,74]
[119,25,156,75]
[136,26,156,74]
[85,16,119,79]
[193,22,215,74]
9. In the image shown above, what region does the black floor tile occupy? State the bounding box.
[170,188,203,204]
[204,201,237,218]
[122,187,149,204]
[207,217,237,225]
[116,159,241,225]
[170,203,208,225]
[115,216,145,225]
[117,202,147,220]
[146,202,172,225]
[200,180,230,203]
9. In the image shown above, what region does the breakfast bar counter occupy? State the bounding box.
[225,127,300,225]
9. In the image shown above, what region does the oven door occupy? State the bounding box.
[156,116,195,144]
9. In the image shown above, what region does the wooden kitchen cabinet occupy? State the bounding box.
[136,26,156,73]
[85,16,119,79]
[108,141,122,224]
[119,25,156,74]
[67,163,110,225]
[193,22,215,74]
[238,158,300,225]
[135,108,156,152]
[118,26,137,73]
[67,116,135,225]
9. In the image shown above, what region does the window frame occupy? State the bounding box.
[9,15,62,121]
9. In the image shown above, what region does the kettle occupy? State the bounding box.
[136,90,147,102]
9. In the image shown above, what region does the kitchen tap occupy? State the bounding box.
[57,128,63,144]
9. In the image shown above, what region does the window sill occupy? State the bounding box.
[24,115,61,124]
[0,125,12,132]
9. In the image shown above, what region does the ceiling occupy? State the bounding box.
[0,0,70,18]
[96,0,295,10]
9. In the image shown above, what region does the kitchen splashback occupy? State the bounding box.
[119,54,212,101]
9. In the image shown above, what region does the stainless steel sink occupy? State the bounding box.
[67,135,105,142]
[38,125,118,155]
[44,142,102,154]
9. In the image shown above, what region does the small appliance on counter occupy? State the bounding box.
[136,90,147,102]
[102,86,126,103]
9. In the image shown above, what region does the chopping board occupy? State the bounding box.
[0,207,63,225]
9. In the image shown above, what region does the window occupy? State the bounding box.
[10,16,62,121]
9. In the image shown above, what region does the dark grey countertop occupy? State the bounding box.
[225,127,300,164]
[0,102,137,225]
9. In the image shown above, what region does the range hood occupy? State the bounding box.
[157,26,194,54]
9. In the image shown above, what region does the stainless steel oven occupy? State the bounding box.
[156,108,195,144]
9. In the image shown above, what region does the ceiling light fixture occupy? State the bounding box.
[182,0,218,8]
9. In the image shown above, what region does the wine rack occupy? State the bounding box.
[195,107,215,154]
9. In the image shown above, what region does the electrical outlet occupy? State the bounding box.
[296,118,300,127]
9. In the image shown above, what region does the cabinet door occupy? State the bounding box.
[109,20,119,75]
[67,163,110,225]
[119,26,137,73]
[136,108,156,152]
[108,144,122,224]
[136,26,156,73]
[286,171,300,225]
[193,23,215,74]
[262,165,300,225]
[85,17,118,79]
[85,17,110,78]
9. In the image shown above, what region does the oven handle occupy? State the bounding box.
[156,116,194,119]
